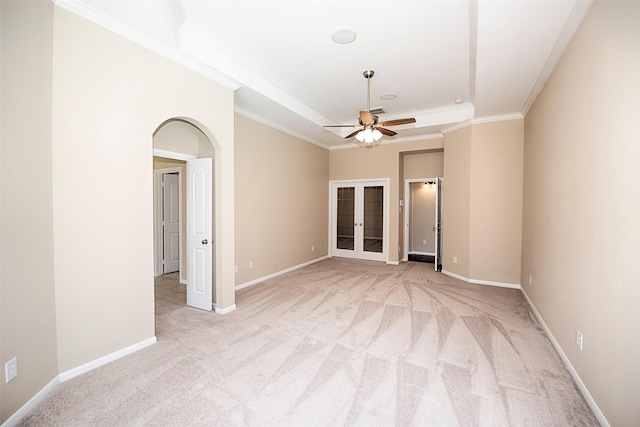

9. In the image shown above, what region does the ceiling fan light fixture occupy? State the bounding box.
[331,28,357,45]
[380,93,397,101]
[355,127,383,148]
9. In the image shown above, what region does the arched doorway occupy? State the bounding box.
[152,118,216,312]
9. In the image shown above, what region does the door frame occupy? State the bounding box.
[154,167,184,279]
[329,178,390,263]
[153,148,196,285]
[403,177,439,263]
[154,169,182,277]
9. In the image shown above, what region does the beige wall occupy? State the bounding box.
[0,2,59,421]
[234,114,329,285]
[51,5,235,374]
[402,150,444,259]
[442,126,472,277]
[330,138,444,262]
[522,1,640,425]
[1,4,235,420]
[403,150,444,178]
[442,120,523,285]
[469,120,523,285]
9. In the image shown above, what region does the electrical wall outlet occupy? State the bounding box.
[453,256,458,264]
[234,265,238,274]
[576,330,584,351]
[311,245,315,252]
[422,240,427,245]
[5,358,17,383]
[249,261,253,269]
[529,275,533,285]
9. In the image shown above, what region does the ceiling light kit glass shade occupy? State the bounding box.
[355,127,383,148]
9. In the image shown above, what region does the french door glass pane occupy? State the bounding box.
[336,187,355,250]
[363,186,383,253]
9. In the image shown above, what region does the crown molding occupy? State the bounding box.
[234,106,330,150]
[53,0,240,91]
[441,112,523,134]
[329,132,444,151]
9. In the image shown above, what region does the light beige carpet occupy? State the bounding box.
[19,258,599,426]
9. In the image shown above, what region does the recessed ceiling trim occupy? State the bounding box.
[234,106,330,150]
[180,22,334,128]
[330,132,444,151]
[53,0,241,91]
[441,112,523,134]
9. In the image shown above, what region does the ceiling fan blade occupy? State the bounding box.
[323,125,358,128]
[378,118,416,127]
[360,111,375,126]
[345,129,361,139]
[377,127,397,137]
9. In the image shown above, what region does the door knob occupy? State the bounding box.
[202,239,208,245]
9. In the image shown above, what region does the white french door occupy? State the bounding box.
[330,179,389,262]
[187,158,213,311]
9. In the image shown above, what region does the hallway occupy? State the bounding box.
[154,273,185,314]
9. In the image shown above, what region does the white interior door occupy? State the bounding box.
[330,180,388,262]
[187,158,212,311]
[162,173,180,273]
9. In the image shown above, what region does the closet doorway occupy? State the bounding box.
[330,179,389,262]
[404,177,443,271]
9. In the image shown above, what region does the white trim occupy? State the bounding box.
[2,337,157,426]
[153,148,196,161]
[441,270,520,289]
[471,113,523,125]
[1,377,60,427]
[214,304,237,315]
[403,177,439,262]
[409,251,435,256]
[329,132,444,151]
[154,168,184,278]
[235,106,330,150]
[329,179,390,263]
[180,278,187,285]
[58,337,157,382]
[53,0,240,91]
[520,288,610,427]
[385,260,400,266]
[441,113,524,134]
[235,256,329,291]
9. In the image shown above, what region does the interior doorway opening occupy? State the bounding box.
[152,118,216,312]
[404,177,443,271]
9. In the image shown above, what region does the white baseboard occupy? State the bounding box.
[408,251,435,256]
[386,260,400,265]
[58,336,157,382]
[520,288,610,427]
[2,336,157,427]
[214,304,237,315]
[1,377,59,427]
[180,279,187,285]
[235,255,328,291]
[441,270,520,289]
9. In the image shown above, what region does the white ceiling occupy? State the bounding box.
[60,0,592,149]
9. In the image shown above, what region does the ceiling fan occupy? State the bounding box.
[324,70,416,148]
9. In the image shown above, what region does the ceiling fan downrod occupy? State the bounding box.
[364,70,374,113]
